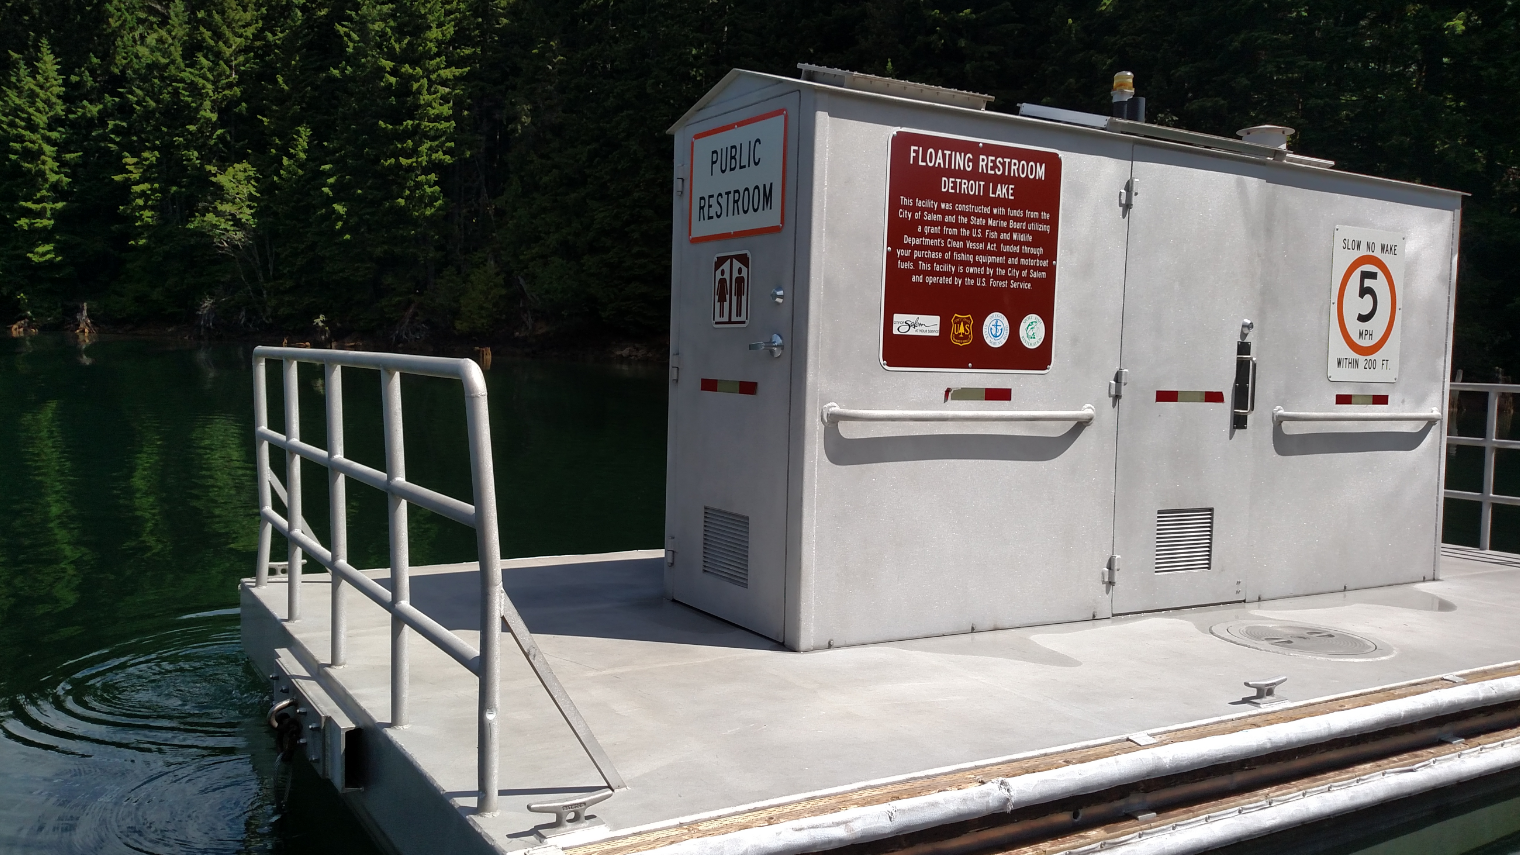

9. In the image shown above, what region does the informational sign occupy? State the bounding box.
[880,131,1061,372]
[1327,226,1404,382]
[712,252,750,326]
[689,109,786,243]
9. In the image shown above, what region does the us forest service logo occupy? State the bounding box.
[950,314,974,347]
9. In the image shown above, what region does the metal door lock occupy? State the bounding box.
[749,333,785,357]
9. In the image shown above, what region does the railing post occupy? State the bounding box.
[463,361,503,814]
[382,367,411,727]
[327,363,349,667]
[284,359,304,620]
[1481,389,1500,550]
[253,356,272,587]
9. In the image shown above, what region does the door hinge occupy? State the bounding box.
[1104,554,1121,586]
[666,536,677,566]
[1108,368,1128,399]
[669,353,680,383]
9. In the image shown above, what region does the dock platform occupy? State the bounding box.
[240,545,1520,855]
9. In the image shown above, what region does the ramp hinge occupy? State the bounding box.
[1104,554,1121,586]
[1108,368,1128,399]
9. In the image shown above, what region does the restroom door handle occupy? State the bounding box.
[749,333,784,358]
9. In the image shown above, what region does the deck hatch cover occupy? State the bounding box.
[1154,508,1214,573]
[703,507,750,587]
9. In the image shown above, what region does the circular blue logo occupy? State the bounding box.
[982,312,1010,348]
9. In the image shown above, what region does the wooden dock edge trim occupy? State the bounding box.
[1005,720,1520,854]
[566,662,1520,855]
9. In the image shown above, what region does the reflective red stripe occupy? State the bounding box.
[1156,390,1179,402]
[1205,391,1226,403]
[700,378,718,392]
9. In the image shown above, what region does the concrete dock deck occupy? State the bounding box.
[240,546,1520,855]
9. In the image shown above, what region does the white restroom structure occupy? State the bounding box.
[663,65,1460,650]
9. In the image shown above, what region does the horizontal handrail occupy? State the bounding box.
[1444,489,1520,509]
[257,426,476,526]
[1273,407,1441,424]
[822,402,1095,425]
[1446,436,1520,450]
[262,507,483,673]
[1451,382,1520,393]
[253,345,487,390]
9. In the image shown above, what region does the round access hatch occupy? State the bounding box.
[1209,621,1394,661]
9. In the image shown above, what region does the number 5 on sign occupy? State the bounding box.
[1327,226,1404,383]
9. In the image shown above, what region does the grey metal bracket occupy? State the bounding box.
[1108,368,1128,399]
[1243,676,1289,706]
[529,788,614,839]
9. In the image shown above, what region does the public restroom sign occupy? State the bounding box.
[880,131,1061,372]
[689,109,786,242]
[1327,226,1404,383]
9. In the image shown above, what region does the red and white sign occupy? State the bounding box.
[713,252,750,326]
[1327,226,1403,383]
[689,110,786,243]
[880,131,1061,372]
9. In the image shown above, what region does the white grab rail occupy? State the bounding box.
[821,403,1095,425]
[252,346,624,815]
[1272,406,1441,424]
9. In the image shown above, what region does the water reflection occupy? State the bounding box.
[0,335,667,852]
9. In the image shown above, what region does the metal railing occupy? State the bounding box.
[1445,382,1520,551]
[252,347,624,815]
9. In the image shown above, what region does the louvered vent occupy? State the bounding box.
[702,507,750,587]
[1155,508,1214,573]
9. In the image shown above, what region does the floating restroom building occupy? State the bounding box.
[663,65,1458,649]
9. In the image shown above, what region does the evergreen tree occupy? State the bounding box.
[0,40,72,306]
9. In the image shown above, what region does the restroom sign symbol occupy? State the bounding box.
[713,252,750,327]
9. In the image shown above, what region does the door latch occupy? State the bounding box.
[1108,368,1128,399]
[749,333,784,358]
[1232,343,1256,430]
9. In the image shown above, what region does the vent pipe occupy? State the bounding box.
[1111,71,1146,122]
[1237,124,1295,150]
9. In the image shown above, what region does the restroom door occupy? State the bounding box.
[1111,149,1261,614]
[666,93,799,641]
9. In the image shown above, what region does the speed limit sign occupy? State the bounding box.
[1327,226,1404,383]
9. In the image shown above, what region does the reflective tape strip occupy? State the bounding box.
[700,378,758,395]
[1156,390,1225,403]
[1336,394,1389,405]
[945,387,1013,402]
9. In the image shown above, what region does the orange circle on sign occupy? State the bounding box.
[1336,254,1397,357]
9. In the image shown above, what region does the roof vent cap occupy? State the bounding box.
[1237,124,1295,150]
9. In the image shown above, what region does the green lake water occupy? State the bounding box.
[0,333,1515,854]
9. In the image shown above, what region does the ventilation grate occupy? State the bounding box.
[702,507,750,587]
[1154,508,1213,573]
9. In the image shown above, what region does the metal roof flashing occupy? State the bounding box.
[666,69,1462,200]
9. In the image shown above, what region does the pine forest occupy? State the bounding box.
[0,0,1516,376]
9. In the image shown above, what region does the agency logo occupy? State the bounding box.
[1019,313,1046,349]
[982,312,1010,348]
[892,314,940,336]
[949,314,974,347]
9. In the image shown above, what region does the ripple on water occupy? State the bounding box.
[1,622,280,855]
[3,624,263,754]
